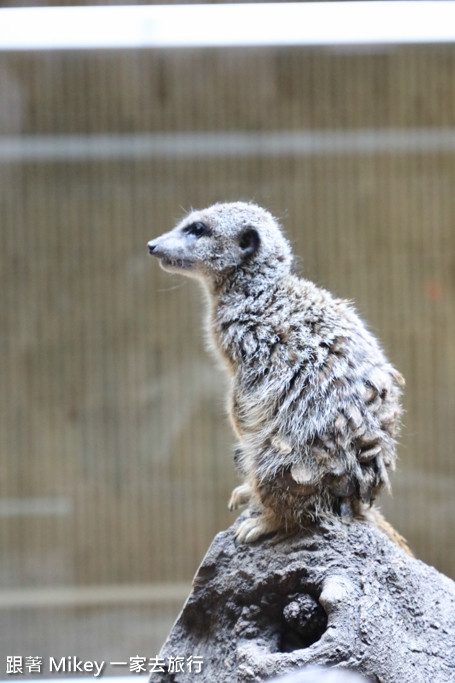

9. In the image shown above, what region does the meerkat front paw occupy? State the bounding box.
[234,513,281,544]
[228,483,252,511]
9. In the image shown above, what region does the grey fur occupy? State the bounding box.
[148,202,406,545]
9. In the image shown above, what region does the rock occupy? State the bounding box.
[151,513,455,682]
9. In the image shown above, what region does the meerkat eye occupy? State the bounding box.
[183,222,211,238]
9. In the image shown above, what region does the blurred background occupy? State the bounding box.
[1,0,455,677]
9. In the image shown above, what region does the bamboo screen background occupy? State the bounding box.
[1,15,455,675]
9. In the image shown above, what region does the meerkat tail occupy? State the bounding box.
[363,506,413,557]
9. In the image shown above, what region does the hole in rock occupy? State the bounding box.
[279,593,328,652]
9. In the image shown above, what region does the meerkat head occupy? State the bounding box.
[148,202,293,290]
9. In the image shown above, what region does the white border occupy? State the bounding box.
[4,679,148,683]
[1,2,455,50]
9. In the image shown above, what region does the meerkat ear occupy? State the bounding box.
[239,227,260,259]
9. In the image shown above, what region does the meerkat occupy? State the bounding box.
[148,202,410,553]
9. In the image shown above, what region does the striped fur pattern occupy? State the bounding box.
[148,202,407,547]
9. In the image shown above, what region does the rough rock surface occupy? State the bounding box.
[152,513,455,683]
